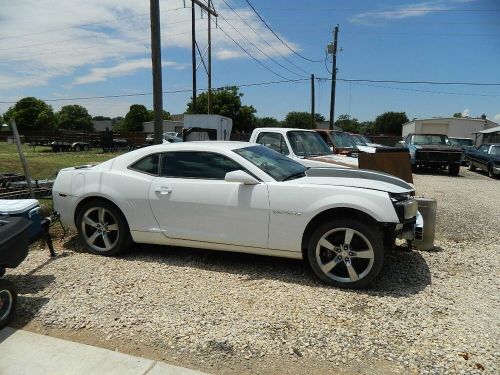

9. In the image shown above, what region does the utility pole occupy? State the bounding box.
[311,74,315,128]
[328,25,339,130]
[150,0,163,145]
[191,1,197,113]
[207,0,212,114]
[190,0,217,114]
[11,120,34,199]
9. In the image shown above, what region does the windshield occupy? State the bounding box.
[330,132,356,148]
[350,134,368,146]
[287,131,332,157]
[413,134,450,145]
[234,145,307,181]
[449,138,474,147]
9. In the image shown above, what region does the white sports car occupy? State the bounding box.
[53,142,422,288]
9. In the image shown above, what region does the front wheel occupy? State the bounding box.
[488,165,498,179]
[449,163,460,176]
[0,279,17,329]
[468,162,476,172]
[76,200,131,256]
[307,219,384,289]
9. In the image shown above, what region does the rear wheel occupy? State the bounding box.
[449,163,460,176]
[488,165,498,179]
[468,162,476,172]
[0,279,17,329]
[76,200,131,256]
[307,219,384,289]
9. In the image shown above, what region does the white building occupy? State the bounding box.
[142,120,184,134]
[402,117,498,139]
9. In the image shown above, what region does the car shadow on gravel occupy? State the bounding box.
[2,273,54,330]
[99,241,432,297]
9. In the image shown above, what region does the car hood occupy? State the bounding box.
[293,167,414,194]
[303,154,358,168]
[414,145,462,152]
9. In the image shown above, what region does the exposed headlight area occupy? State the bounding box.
[390,193,418,221]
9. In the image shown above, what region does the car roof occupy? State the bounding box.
[254,127,316,133]
[144,141,254,152]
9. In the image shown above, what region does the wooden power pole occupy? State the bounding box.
[328,25,339,130]
[150,0,163,144]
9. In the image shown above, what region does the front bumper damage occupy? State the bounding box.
[396,211,424,241]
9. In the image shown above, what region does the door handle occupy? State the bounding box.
[154,187,172,195]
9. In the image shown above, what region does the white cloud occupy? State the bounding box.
[494,114,500,123]
[74,59,187,85]
[350,0,478,24]
[0,0,299,92]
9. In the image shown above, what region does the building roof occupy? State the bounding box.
[402,117,498,127]
[476,125,500,134]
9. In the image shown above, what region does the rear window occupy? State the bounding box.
[129,154,160,175]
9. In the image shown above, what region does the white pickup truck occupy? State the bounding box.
[249,128,358,168]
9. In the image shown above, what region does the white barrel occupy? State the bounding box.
[414,197,437,250]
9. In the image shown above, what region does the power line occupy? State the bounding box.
[243,0,324,63]
[217,13,303,79]
[348,81,500,98]
[219,0,309,76]
[222,6,500,13]
[214,21,290,80]
[317,77,500,87]
[0,6,187,42]
[0,78,310,104]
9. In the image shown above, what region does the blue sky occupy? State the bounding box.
[0,0,499,122]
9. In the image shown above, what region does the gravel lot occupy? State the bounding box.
[6,167,499,374]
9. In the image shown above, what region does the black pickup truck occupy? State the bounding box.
[404,133,463,176]
[465,144,500,179]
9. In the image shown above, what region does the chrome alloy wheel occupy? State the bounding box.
[315,228,375,283]
[0,289,13,322]
[81,207,119,252]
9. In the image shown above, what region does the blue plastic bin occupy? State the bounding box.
[0,199,42,240]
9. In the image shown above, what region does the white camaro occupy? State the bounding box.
[53,142,422,288]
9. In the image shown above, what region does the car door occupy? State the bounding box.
[476,145,490,170]
[148,151,270,248]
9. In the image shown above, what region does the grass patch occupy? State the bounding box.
[0,143,123,179]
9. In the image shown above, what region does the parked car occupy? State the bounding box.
[464,144,500,179]
[53,142,423,289]
[449,137,475,165]
[249,128,358,168]
[349,134,386,152]
[315,130,358,156]
[404,133,462,176]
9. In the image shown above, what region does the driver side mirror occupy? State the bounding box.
[225,170,259,185]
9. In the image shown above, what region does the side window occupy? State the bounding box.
[160,152,242,179]
[478,145,488,153]
[255,132,290,155]
[129,154,159,175]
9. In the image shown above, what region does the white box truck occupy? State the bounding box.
[183,114,233,141]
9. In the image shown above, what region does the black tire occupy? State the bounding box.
[76,200,131,256]
[74,144,82,152]
[488,165,498,179]
[307,218,384,289]
[0,268,5,278]
[468,162,476,172]
[449,163,460,176]
[0,279,17,329]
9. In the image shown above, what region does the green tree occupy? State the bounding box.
[254,116,281,128]
[373,111,409,135]
[92,116,111,121]
[335,114,360,133]
[283,111,324,129]
[186,86,257,133]
[359,120,375,135]
[453,112,463,118]
[147,110,171,121]
[123,104,150,131]
[2,97,56,131]
[57,104,93,131]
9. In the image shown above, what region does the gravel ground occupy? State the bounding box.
[6,167,499,374]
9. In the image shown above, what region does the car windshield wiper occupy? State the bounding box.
[283,168,309,181]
